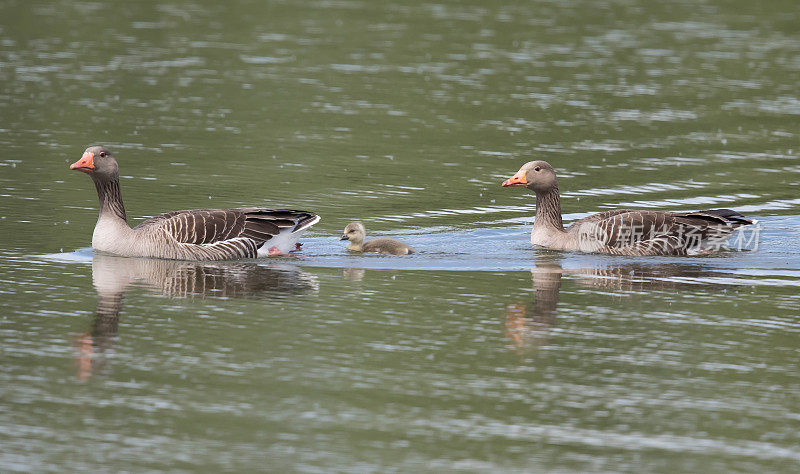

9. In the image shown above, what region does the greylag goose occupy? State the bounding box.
[70,146,320,260]
[339,222,416,255]
[501,161,753,256]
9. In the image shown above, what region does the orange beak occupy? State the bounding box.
[501,170,527,187]
[70,152,95,172]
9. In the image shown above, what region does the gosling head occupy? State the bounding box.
[501,160,558,194]
[340,221,366,244]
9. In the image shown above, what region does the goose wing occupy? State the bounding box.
[135,208,318,247]
[568,208,751,255]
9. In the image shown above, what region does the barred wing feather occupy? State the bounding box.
[568,208,753,256]
[134,208,319,259]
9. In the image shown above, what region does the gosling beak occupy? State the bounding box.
[501,170,527,187]
[339,235,348,241]
[70,152,95,173]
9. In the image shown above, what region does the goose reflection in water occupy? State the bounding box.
[505,260,562,352]
[76,254,319,380]
[505,256,736,353]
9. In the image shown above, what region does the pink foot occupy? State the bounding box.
[268,246,283,256]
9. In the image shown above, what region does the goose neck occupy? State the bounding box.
[92,174,127,222]
[534,187,564,231]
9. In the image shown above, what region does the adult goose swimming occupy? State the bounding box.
[70,145,320,260]
[501,161,753,256]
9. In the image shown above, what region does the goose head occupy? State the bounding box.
[501,160,558,193]
[70,145,119,180]
[340,222,366,244]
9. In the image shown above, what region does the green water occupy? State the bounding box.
[2,0,800,471]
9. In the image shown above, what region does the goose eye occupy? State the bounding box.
[99,152,107,157]
[534,166,541,172]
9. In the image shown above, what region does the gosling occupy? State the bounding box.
[339,222,416,255]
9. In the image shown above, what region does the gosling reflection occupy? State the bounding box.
[77,254,319,380]
[505,256,731,352]
[342,267,366,281]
